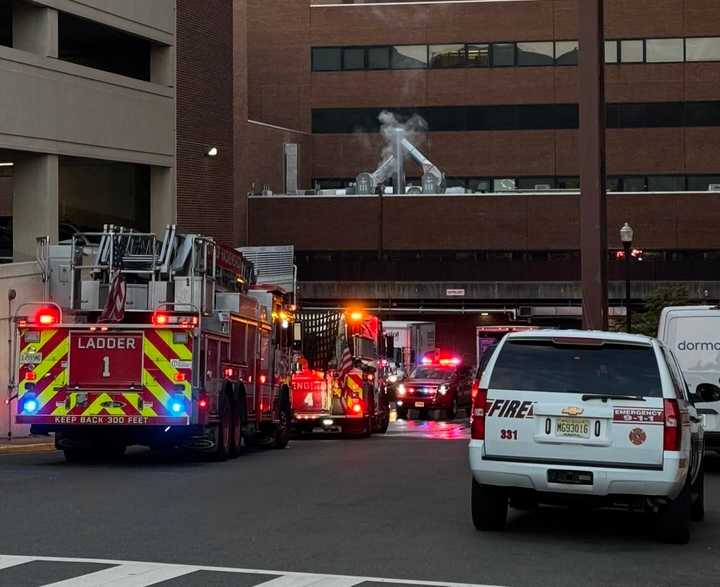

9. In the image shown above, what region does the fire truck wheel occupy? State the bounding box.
[212,392,232,461]
[446,397,458,421]
[374,399,390,434]
[229,385,246,458]
[396,407,408,420]
[271,387,291,449]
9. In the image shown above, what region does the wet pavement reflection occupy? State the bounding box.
[386,414,470,440]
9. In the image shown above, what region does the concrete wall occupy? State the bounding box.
[0,262,44,439]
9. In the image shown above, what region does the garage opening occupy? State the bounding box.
[58,12,151,81]
[60,157,150,239]
[0,0,12,48]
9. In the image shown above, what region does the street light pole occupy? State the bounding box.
[620,222,634,333]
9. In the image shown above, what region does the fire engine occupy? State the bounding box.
[11,225,294,461]
[291,310,390,436]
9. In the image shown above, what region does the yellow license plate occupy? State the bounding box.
[556,417,590,438]
[415,401,425,408]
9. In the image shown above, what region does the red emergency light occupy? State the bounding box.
[422,353,462,367]
[152,311,199,329]
[31,306,60,328]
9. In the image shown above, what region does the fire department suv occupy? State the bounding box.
[469,330,720,543]
[13,226,294,461]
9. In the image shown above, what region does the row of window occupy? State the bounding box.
[314,175,720,193]
[312,101,720,133]
[311,37,720,71]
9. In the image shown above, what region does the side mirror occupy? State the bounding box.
[292,322,302,351]
[695,383,720,403]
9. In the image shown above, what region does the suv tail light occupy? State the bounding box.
[471,388,488,440]
[663,399,681,451]
[471,380,479,400]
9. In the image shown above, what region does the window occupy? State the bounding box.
[517,177,555,190]
[620,40,644,63]
[367,46,390,69]
[429,44,465,68]
[646,38,684,63]
[312,47,342,71]
[622,176,647,192]
[607,176,622,192]
[557,176,580,189]
[687,175,720,191]
[555,41,579,65]
[516,42,554,66]
[494,178,516,192]
[469,178,492,193]
[489,340,663,397]
[605,40,619,64]
[647,175,686,191]
[492,43,515,66]
[686,37,720,62]
[467,43,490,67]
[391,45,427,69]
[343,47,365,70]
[685,101,720,127]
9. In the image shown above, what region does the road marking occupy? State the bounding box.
[0,555,33,570]
[0,555,504,587]
[43,562,195,586]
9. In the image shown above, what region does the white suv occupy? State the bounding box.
[469,330,720,543]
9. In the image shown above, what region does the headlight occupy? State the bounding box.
[388,375,398,383]
[438,384,448,395]
[397,384,406,397]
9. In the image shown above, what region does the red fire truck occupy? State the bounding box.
[291,310,390,436]
[11,225,294,461]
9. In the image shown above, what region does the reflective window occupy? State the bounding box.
[429,44,466,68]
[621,40,644,63]
[623,176,647,192]
[343,47,365,70]
[469,178,492,193]
[391,45,428,69]
[517,42,554,66]
[605,40,619,64]
[467,44,490,67]
[647,175,686,191]
[555,41,579,65]
[494,178,516,192]
[607,176,622,192]
[557,177,580,189]
[517,177,555,190]
[492,43,515,66]
[685,101,720,126]
[687,175,720,191]
[312,47,342,71]
[686,37,720,62]
[367,46,390,69]
[646,38,684,63]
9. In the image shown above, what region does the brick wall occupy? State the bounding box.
[176,0,235,244]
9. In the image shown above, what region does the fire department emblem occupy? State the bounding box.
[629,428,647,446]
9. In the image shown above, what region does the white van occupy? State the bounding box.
[658,306,720,453]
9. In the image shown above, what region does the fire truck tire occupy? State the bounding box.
[212,391,232,461]
[396,407,408,420]
[230,384,247,458]
[271,386,291,449]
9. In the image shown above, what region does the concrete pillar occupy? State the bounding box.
[151,166,176,237]
[151,44,175,87]
[12,154,59,261]
[12,1,59,58]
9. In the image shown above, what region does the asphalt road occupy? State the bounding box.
[0,420,719,586]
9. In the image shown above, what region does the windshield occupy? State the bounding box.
[410,366,453,380]
[490,340,663,397]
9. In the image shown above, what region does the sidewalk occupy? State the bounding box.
[0,435,55,454]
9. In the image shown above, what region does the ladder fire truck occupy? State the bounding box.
[291,310,390,436]
[12,225,294,461]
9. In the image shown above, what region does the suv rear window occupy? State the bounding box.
[489,340,663,397]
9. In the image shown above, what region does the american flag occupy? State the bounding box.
[99,236,127,323]
[337,345,354,384]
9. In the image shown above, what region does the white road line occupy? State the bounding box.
[42,562,196,587]
[256,575,363,587]
[0,555,33,570]
[0,555,504,587]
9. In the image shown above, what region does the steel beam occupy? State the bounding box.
[578,0,608,330]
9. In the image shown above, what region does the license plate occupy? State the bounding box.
[19,351,42,365]
[556,417,590,438]
[415,401,425,408]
